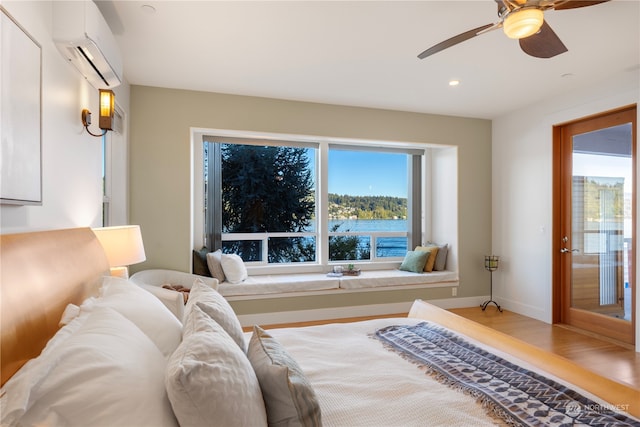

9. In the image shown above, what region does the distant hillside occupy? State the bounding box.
[328,194,407,220]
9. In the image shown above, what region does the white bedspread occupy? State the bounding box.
[263,318,499,427]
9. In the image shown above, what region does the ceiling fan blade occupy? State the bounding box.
[553,0,610,10]
[418,23,495,59]
[519,20,568,58]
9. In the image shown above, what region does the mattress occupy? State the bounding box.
[259,317,635,427]
[263,318,496,426]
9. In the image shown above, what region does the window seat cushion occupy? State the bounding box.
[218,274,340,297]
[338,269,458,290]
[217,270,457,297]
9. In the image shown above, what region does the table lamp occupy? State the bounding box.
[93,225,146,278]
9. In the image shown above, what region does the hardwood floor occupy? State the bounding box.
[449,306,640,390]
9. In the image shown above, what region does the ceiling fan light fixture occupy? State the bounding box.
[503,8,544,39]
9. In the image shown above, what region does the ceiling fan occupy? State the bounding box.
[418,0,610,60]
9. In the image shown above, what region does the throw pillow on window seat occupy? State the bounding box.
[427,242,449,271]
[192,247,211,277]
[399,250,430,273]
[220,253,248,284]
[414,245,439,272]
[205,249,226,283]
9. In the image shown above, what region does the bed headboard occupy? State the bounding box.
[0,227,110,386]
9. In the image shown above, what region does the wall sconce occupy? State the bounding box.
[81,89,115,137]
[92,225,146,279]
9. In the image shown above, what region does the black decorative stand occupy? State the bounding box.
[481,255,502,312]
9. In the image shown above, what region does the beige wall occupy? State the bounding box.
[129,85,492,313]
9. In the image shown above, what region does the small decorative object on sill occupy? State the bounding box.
[342,270,361,276]
[343,266,361,276]
[328,265,344,277]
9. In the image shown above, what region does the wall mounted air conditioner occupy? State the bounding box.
[53,1,122,89]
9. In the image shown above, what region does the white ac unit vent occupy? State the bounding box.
[53,1,122,89]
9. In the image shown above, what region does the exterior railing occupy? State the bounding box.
[221,230,407,264]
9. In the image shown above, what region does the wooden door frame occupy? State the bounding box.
[551,124,565,324]
[552,104,637,344]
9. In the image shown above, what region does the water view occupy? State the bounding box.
[329,219,407,258]
[216,144,411,262]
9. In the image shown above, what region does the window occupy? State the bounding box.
[197,131,433,272]
[204,139,318,264]
[102,132,110,226]
[101,106,125,226]
[328,146,415,262]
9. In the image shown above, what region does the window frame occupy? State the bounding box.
[192,128,436,275]
[326,144,422,263]
[101,104,126,226]
[204,136,320,266]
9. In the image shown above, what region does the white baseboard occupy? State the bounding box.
[496,296,550,323]
[236,296,488,327]
[426,295,487,309]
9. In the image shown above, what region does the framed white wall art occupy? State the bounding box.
[1,6,42,205]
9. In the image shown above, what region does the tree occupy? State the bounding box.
[328,223,371,261]
[221,144,316,262]
[328,193,407,219]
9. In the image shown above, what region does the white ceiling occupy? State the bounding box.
[97,0,640,120]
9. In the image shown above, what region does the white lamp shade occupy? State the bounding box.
[93,225,146,268]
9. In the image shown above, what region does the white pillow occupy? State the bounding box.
[5,307,178,427]
[206,249,226,283]
[137,282,186,321]
[185,279,246,351]
[58,303,80,326]
[220,253,248,283]
[0,307,93,424]
[165,304,267,427]
[97,276,183,357]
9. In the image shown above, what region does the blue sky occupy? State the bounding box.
[328,150,408,198]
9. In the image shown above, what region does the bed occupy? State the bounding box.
[1,227,638,426]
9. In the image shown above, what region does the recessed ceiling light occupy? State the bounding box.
[449,80,460,86]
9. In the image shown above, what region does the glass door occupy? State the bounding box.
[555,106,636,345]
